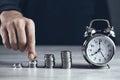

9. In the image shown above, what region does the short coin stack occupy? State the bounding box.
[61,51,72,69]
[28,60,38,68]
[44,54,55,68]
[13,63,22,68]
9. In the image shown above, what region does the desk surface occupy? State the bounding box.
[0,45,119,80]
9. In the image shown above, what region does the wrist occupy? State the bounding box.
[0,10,23,21]
[1,10,22,16]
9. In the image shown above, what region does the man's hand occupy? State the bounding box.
[0,10,37,60]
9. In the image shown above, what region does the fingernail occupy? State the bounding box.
[29,53,36,60]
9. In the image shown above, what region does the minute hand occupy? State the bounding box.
[99,39,101,49]
[99,51,107,61]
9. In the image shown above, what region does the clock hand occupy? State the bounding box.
[91,48,100,56]
[99,51,107,61]
[99,39,102,49]
[91,40,103,56]
[99,40,100,48]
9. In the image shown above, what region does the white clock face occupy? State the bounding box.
[86,35,115,66]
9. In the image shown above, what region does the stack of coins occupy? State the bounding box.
[13,63,22,68]
[28,60,38,68]
[61,51,72,69]
[44,54,55,68]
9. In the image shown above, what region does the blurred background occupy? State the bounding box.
[108,0,120,45]
[0,0,120,45]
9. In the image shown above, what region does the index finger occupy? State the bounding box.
[25,19,37,60]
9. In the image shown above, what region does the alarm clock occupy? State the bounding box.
[82,19,116,67]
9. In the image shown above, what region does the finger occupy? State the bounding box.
[25,19,37,60]
[0,26,11,49]
[6,23,18,50]
[14,19,27,52]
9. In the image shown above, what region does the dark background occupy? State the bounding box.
[0,0,120,45]
[108,0,120,45]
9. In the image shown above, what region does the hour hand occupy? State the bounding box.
[91,48,100,56]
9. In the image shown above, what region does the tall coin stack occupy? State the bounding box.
[44,54,55,68]
[61,51,72,69]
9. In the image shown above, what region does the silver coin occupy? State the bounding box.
[45,61,55,68]
[61,58,72,62]
[61,50,72,69]
[44,54,55,61]
[62,62,72,69]
[61,51,72,58]
[29,60,38,68]
[13,63,22,68]
[44,54,55,68]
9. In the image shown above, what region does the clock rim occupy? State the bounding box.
[82,34,116,67]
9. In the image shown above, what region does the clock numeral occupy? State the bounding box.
[109,49,112,52]
[93,57,96,61]
[91,45,94,47]
[104,40,107,44]
[94,40,98,43]
[107,54,110,57]
[108,44,110,47]
[89,49,92,51]
[99,59,101,62]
